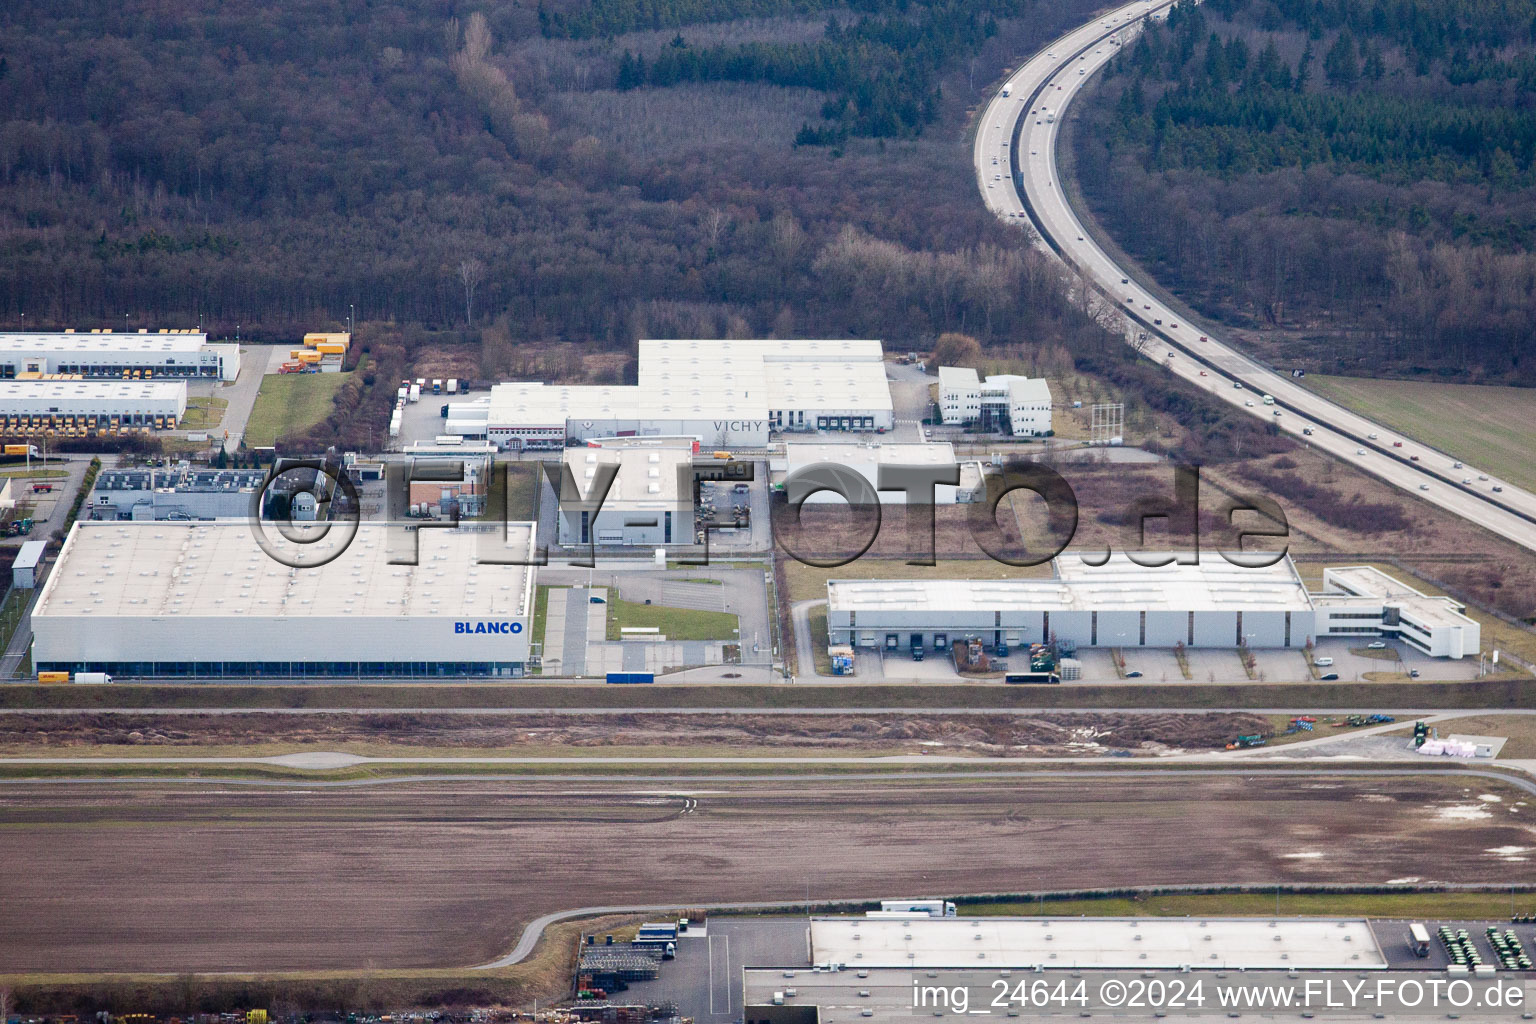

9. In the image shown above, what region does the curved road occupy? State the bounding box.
[974,0,1536,555]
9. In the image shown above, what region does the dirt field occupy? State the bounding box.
[0,710,1279,757]
[0,773,1531,974]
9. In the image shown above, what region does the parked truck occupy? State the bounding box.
[408,383,421,403]
[877,899,957,918]
[3,444,39,457]
[447,378,459,394]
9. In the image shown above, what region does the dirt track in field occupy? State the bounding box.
[0,710,1277,756]
[0,774,1530,974]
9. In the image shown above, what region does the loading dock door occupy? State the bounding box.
[885,634,899,650]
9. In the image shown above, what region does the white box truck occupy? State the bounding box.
[877,899,956,917]
[73,672,113,685]
[447,378,459,394]
[409,383,421,403]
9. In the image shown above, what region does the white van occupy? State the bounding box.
[1313,657,1334,668]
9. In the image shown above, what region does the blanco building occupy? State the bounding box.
[781,441,985,504]
[826,555,1481,659]
[0,379,188,426]
[937,366,1052,436]
[447,339,895,450]
[31,520,538,678]
[1314,565,1481,658]
[556,438,696,547]
[0,331,239,381]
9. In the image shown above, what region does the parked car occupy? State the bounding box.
[1367,640,1388,649]
[1125,669,1143,678]
[1319,672,1340,681]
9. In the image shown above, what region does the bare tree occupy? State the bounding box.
[458,259,485,326]
[703,208,729,250]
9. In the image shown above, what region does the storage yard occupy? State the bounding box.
[1,772,1532,972]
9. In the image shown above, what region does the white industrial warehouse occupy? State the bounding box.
[805,915,1387,970]
[0,379,188,426]
[445,339,895,449]
[0,330,239,380]
[31,520,538,677]
[827,554,1480,657]
[779,441,986,504]
[556,437,696,546]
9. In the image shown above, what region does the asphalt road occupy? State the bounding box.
[974,0,1536,555]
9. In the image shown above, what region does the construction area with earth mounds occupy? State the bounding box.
[0,773,1531,974]
[0,711,1279,756]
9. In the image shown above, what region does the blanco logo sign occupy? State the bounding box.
[454,621,524,635]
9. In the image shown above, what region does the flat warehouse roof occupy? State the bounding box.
[0,331,209,354]
[487,340,894,427]
[808,917,1387,970]
[828,554,1310,615]
[35,521,537,620]
[0,380,187,400]
[563,443,693,509]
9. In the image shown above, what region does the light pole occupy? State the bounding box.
[349,304,355,337]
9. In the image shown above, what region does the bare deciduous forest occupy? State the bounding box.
[1073,0,1536,383]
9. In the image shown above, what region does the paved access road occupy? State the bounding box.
[974,0,1536,555]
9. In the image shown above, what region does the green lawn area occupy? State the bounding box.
[244,369,354,447]
[807,604,833,675]
[1303,374,1536,491]
[179,396,228,430]
[605,597,739,641]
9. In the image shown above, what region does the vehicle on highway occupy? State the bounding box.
[1199,334,1207,342]
[1078,67,1086,74]
[1031,149,1037,154]
[1368,432,1378,439]
[1245,400,1254,407]
[1462,478,1472,484]
[1166,351,1175,358]
[1144,304,1151,309]
[1121,277,1128,283]
[1479,474,1489,480]
[1419,483,1429,490]
[1302,426,1313,435]
[1494,485,1505,492]
[1410,454,1419,461]
[1261,394,1275,404]
[1154,318,1162,324]
[1367,641,1388,649]
[1169,322,1178,328]
[1199,370,1207,376]
[1393,440,1403,447]
[1356,447,1366,454]
[1273,409,1282,416]
[1077,234,1083,240]
[1453,461,1463,468]
[1234,381,1243,389]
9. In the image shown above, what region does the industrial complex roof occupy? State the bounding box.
[481,340,895,427]
[35,521,537,620]
[807,916,1387,970]
[827,554,1310,614]
[0,379,188,401]
[563,440,694,509]
[1318,565,1475,630]
[0,331,209,354]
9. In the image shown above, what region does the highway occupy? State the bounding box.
[973,0,1536,555]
